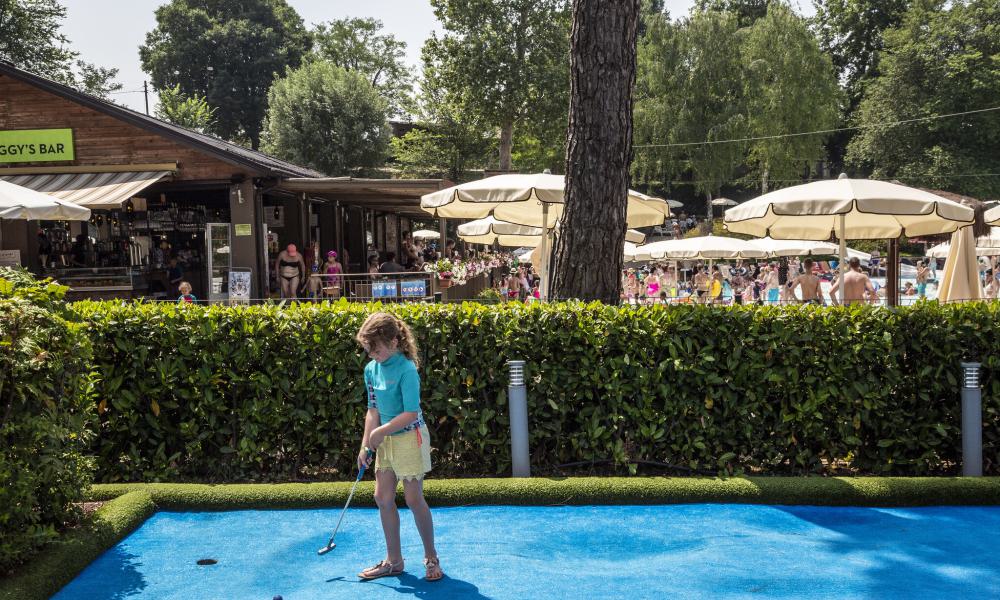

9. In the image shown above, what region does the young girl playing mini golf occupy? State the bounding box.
[355,312,443,582]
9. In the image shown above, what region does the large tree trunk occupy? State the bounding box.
[498,120,514,171]
[550,0,640,303]
[706,191,713,224]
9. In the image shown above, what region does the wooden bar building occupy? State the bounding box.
[0,61,447,300]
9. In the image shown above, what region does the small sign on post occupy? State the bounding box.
[0,249,22,267]
[372,281,397,299]
[401,279,427,298]
[228,268,252,305]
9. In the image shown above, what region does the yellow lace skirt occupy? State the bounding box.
[374,425,432,481]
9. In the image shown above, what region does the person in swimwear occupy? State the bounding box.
[274,243,306,299]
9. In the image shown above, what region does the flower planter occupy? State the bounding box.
[438,277,453,289]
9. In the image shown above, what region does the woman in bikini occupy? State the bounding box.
[274,244,306,299]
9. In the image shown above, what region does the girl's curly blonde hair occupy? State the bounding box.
[356,312,419,367]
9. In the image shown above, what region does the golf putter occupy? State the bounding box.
[317,447,376,555]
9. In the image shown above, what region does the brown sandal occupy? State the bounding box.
[424,556,444,581]
[358,559,404,580]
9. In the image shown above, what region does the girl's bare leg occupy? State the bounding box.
[402,478,437,560]
[374,469,403,564]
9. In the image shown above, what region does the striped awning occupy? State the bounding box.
[0,171,172,208]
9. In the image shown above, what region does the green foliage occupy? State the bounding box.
[635,10,748,217]
[423,0,571,171]
[154,84,216,132]
[71,300,1000,483]
[310,17,413,118]
[262,61,391,176]
[812,0,911,107]
[0,491,154,600]
[845,0,1000,199]
[390,46,498,179]
[139,0,311,149]
[695,0,774,27]
[635,5,840,206]
[390,124,494,181]
[0,0,121,98]
[742,3,841,189]
[0,269,96,573]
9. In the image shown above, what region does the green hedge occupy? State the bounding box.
[72,300,1000,481]
[0,269,97,573]
[0,490,154,600]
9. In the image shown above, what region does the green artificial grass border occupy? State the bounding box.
[5,476,1000,599]
[0,490,155,600]
[84,476,1000,509]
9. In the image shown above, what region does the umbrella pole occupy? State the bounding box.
[838,214,846,305]
[540,203,549,300]
[708,258,714,305]
[674,260,679,298]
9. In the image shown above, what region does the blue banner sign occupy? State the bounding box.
[401,279,427,298]
[372,281,397,298]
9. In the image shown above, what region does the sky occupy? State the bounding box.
[58,0,813,113]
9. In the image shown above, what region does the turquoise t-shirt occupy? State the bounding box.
[364,351,422,435]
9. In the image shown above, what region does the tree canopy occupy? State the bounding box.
[389,35,496,180]
[743,3,840,191]
[846,0,1000,199]
[262,61,391,176]
[0,0,121,97]
[695,0,775,27]
[812,0,911,106]
[634,10,748,217]
[634,4,840,214]
[154,84,216,133]
[139,0,311,149]
[423,0,571,172]
[310,17,413,118]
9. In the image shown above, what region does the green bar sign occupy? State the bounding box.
[0,129,74,163]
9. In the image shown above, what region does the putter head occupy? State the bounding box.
[317,543,335,555]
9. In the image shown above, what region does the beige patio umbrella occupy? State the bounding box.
[725,174,975,303]
[411,229,440,240]
[630,235,767,262]
[926,227,1000,258]
[938,226,982,303]
[458,216,646,246]
[423,174,669,298]
[628,236,767,291]
[457,217,544,247]
[986,204,1000,226]
[0,179,91,249]
[748,237,839,257]
[0,179,91,221]
[421,173,670,228]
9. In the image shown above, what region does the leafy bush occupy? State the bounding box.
[72,300,1000,482]
[0,269,96,573]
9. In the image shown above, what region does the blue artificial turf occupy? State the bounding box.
[53,504,1000,599]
